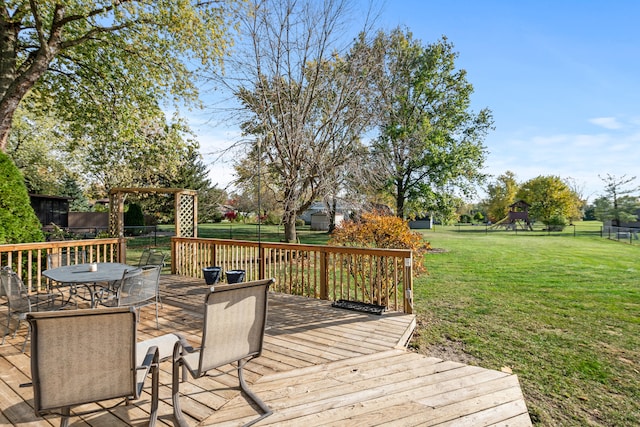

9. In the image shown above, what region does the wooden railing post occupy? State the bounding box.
[212,243,217,269]
[171,238,177,274]
[319,251,329,300]
[117,237,127,264]
[404,256,413,314]
[258,245,265,280]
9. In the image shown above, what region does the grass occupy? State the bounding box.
[136,220,639,425]
[412,222,640,426]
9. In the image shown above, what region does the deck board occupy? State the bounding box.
[0,274,531,426]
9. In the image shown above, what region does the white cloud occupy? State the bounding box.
[589,116,623,130]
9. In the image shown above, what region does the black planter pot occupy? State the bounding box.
[225,269,245,284]
[202,266,222,285]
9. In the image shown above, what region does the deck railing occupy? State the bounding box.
[172,237,414,313]
[0,238,123,291]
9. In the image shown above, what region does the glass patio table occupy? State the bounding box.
[43,263,140,308]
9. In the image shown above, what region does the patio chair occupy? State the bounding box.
[138,248,166,267]
[99,266,161,328]
[27,307,159,427]
[1,266,63,351]
[172,278,274,427]
[138,249,166,308]
[47,248,87,269]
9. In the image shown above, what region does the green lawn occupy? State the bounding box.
[140,221,639,425]
[156,222,331,245]
[413,223,639,426]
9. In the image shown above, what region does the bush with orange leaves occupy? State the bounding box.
[329,211,430,275]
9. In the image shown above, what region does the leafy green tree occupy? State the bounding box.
[0,151,43,243]
[369,29,493,219]
[589,196,611,222]
[485,171,519,222]
[614,196,640,222]
[582,204,597,221]
[516,176,582,227]
[598,174,639,225]
[74,111,198,194]
[233,143,283,223]
[6,99,72,194]
[473,211,485,223]
[0,1,241,152]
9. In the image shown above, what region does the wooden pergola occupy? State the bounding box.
[108,187,198,260]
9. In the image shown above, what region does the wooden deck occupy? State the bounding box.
[0,275,532,426]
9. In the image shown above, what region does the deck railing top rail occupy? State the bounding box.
[171,236,413,257]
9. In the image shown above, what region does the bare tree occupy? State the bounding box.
[228,0,379,242]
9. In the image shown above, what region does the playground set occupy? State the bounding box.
[491,200,534,231]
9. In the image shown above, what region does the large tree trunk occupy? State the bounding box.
[282,212,298,243]
[395,179,406,219]
[327,196,337,234]
[0,15,58,152]
[0,17,20,153]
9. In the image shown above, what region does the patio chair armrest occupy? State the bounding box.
[137,333,182,363]
[172,333,199,382]
[139,345,159,370]
[135,345,159,398]
[172,333,196,357]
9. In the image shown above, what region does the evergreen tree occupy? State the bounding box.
[0,152,43,243]
[61,176,91,212]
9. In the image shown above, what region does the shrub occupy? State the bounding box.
[329,211,430,275]
[124,203,145,235]
[0,152,43,244]
[545,214,567,231]
[212,212,223,223]
[329,211,430,307]
[263,212,281,225]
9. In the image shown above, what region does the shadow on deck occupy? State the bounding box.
[0,274,531,426]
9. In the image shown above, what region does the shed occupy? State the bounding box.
[409,215,433,229]
[310,212,344,231]
[29,194,70,228]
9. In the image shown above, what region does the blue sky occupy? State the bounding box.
[193,0,640,203]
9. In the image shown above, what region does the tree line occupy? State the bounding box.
[225,0,492,241]
[2,1,493,242]
[481,171,639,228]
